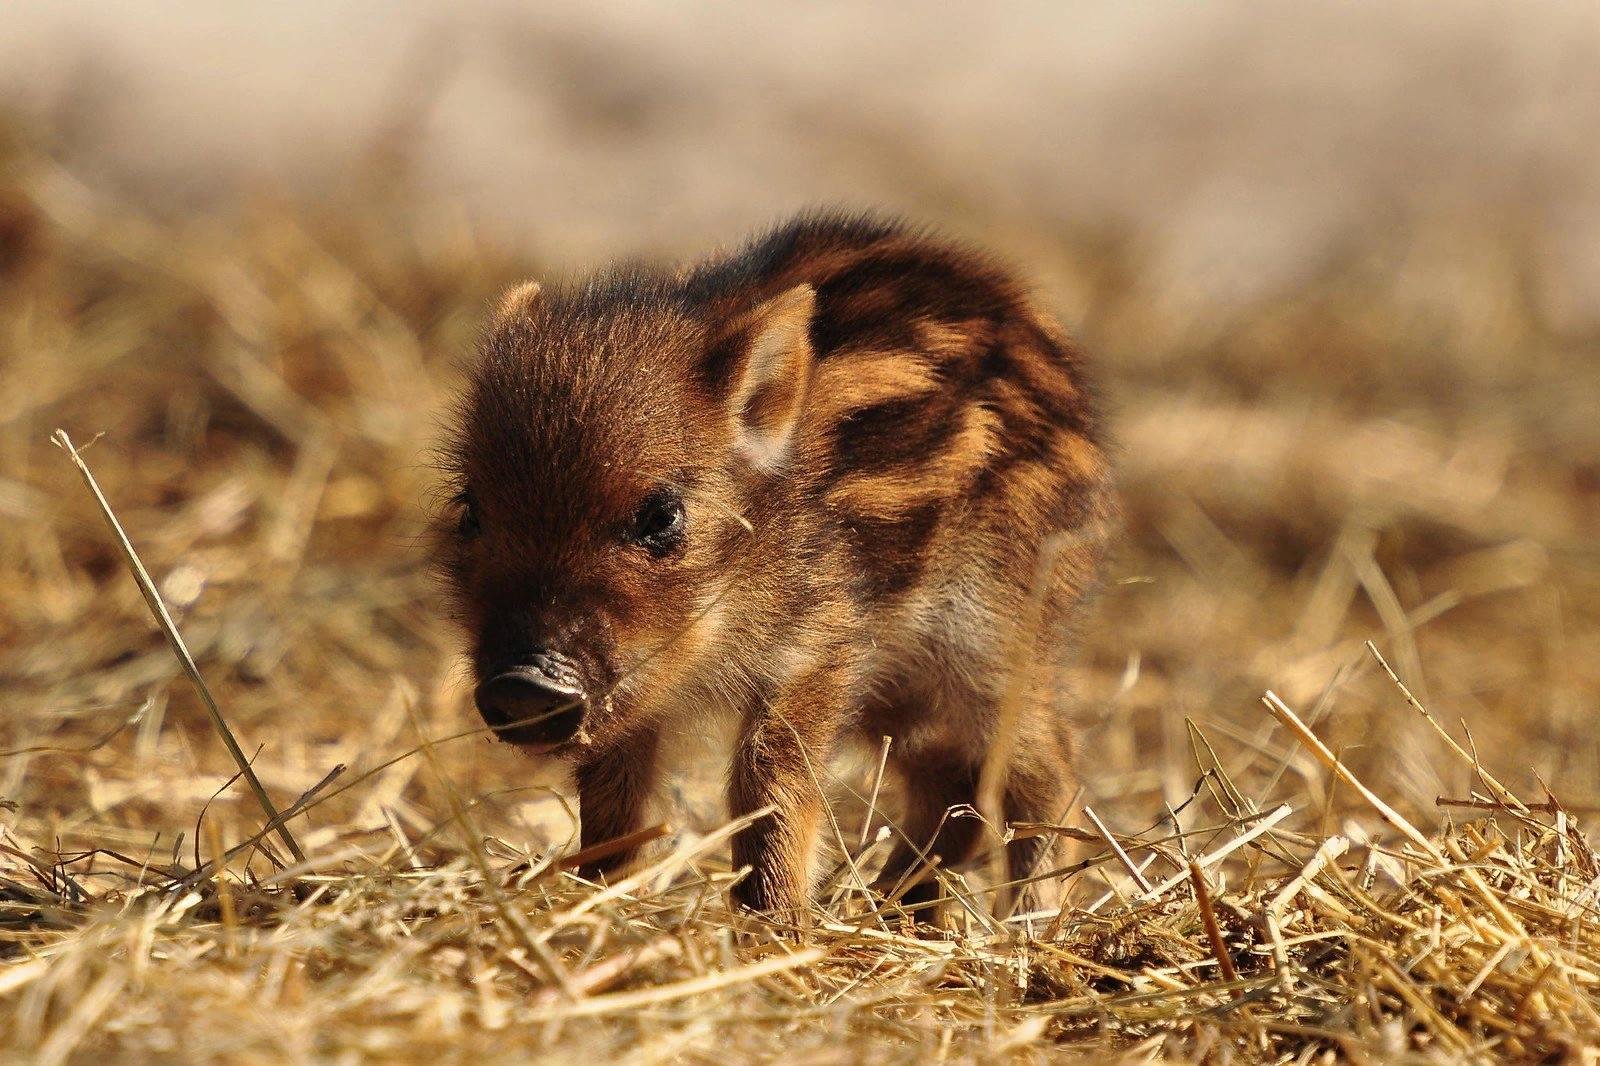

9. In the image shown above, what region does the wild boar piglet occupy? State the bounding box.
[437,212,1114,918]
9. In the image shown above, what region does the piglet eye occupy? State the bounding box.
[456,493,481,539]
[627,488,686,557]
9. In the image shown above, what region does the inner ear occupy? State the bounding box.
[720,283,816,471]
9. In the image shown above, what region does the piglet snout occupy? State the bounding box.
[474,653,587,748]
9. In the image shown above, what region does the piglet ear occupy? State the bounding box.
[717,284,816,471]
[492,279,542,327]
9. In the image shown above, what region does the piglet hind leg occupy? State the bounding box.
[869,753,986,916]
[871,697,1080,921]
[996,717,1081,918]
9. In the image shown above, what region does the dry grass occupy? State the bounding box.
[2,115,1599,1063]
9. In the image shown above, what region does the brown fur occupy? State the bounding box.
[436,212,1115,919]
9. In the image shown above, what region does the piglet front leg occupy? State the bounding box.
[573,727,662,882]
[726,682,848,922]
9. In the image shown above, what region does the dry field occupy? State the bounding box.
[1,97,1599,1062]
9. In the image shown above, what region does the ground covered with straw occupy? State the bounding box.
[2,119,1599,1062]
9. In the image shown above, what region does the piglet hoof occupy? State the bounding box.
[874,882,955,937]
[730,877,813,937]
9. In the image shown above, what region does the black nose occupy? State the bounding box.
[474,662,586,748]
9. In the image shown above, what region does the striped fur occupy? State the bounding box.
[437,212,1115,919]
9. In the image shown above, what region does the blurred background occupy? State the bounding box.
[1,2,1597,859]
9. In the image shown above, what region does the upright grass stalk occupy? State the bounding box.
[51,429,306,864]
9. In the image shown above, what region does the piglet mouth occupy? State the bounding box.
[473,660,588,752]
